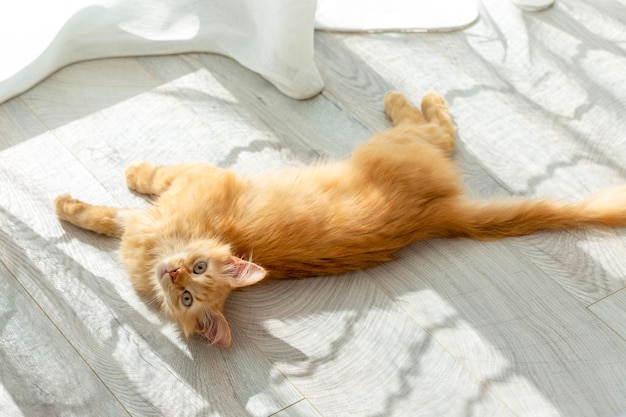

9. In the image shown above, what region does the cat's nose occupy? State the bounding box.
[169,268,181,282]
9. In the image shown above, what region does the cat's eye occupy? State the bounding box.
[181,290,193,307]
[193,261,207,274]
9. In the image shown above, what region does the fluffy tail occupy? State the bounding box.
[446,186,626,240]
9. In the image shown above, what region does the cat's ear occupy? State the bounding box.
[224,256,266,288]
[197,311,232,348]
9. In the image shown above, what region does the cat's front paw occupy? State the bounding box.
[125,161,155,193]
[54,194,82,220]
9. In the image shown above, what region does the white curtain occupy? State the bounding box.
[0,0,477,104]
[0,0,323,103]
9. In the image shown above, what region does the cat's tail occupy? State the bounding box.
[445,186,626,240]
[54,194,127,238]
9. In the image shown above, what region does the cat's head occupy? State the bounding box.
[155,239,266,347]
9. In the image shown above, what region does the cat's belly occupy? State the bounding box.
[225,205,434,278]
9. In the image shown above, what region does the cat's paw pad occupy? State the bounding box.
[125,161,154,192]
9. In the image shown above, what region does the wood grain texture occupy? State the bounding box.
[0,261,129,416]
[590,289,626,340]
[271,400,323,417]
[367,240,626,417]
[227,273,515,417]
[139,53,372,161]
[0,0,625,416]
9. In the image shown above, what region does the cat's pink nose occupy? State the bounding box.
[168,268,181,282]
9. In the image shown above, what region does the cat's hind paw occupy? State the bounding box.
[383,91,409,116]
[421,92,447,111]
[384,91,426,125]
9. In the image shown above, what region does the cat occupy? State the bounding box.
[54,91,626,348]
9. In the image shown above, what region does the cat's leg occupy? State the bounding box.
[54,195,126,238]
[421,93,456,151]
[126,161,169,195]
[384,91,456,155]
[384,91,427,125]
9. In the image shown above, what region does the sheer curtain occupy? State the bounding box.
[0,0,323,103]
[0,0,478,104]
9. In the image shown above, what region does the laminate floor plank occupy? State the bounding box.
[0,98,50,150]
[590,289,626,340]
[0,260,129,416]
[368,239,626,417]
[271,400,323,417]
[227,272,515,417]
[138,53,372,161]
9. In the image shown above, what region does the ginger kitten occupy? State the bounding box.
[54,92,626,347]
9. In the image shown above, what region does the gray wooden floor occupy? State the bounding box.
[1,0,625,416]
